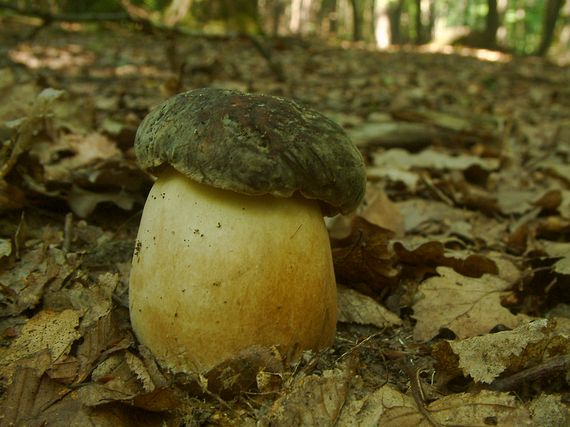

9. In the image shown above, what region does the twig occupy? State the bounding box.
[420,172,454,206]
[401,357,440,427]
[63,212,74,253]
[335,331,383,363]
[489,354,570,391]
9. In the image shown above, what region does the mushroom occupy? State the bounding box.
[130,88,366,374]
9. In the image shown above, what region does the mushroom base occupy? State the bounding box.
[129,169,337,374]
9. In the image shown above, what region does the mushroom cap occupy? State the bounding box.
[135,88,366,215]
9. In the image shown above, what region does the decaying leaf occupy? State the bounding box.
[433,319,570,384]
[337,383,414,426]
[0,88,65,179]
[0,354,71,427]
[360,185,405,236]
[0,309,80,382]
[340,384,533,427]
[380,390,532,426]
[337,285,402,328]
[260,362,354,426]
[332,216,399,286]
[0,246,74,317]
[394,239,498,278]
[412,267,521,340]
[541,241,570,275]
[75,308,133,384]
[528,393,570,426]
[78,351,147,406]
[205,344,284,398]
[372,147,500,172]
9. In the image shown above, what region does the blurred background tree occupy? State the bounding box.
[1,0,568,59]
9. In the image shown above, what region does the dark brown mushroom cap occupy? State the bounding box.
[135,88,366,215]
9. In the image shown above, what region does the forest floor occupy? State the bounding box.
[1,20,570,426]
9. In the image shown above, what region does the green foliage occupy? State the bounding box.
[132,0,171,11]
[504,0,545,53]
[59,0,123,13]
[191,0,261,33]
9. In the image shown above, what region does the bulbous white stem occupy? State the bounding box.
[129,168,337,373]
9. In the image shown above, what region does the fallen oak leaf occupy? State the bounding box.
[260,361,354,426]
[0,309,81,382]
[432,319,570,385]
[331,216,399,287]
[394,240,498,278]
[337,285,402,328]
[380,389,532,426]
[412,267,521,340]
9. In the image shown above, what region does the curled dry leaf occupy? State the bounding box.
[260,363,354,427]
[379,390,532,426]
[204,344,284,398]
[433,319,570,384]
[0,246,73,317]
[337,383,414,426]
[372,147,500,172]
[412,267,521,340]
[394,239,498,278]
[0,353,70,427]
[75,308,133,384]
[340,384,533,427]
[0,88,65,179]
[337,285,402,328]
[331,216,399,287]
[541,241,570,275]
[360,185,404,237]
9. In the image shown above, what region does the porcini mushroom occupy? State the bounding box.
[130,88,366,374]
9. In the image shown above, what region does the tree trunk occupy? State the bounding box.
[374,0,391,48]
[290,0,313,35]
[414,0,435,44]
[536,0,566,55]
[269,0,286,36]
[318,0,338,35]
[425,0,436,43]
[388,0,404,44]
[482,0,499,47]
[349,0,364,41]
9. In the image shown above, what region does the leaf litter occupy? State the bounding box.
[0,24,569,425]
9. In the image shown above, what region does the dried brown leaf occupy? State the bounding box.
[337,383,412,426]
[528,394,570,426]
[394,240,498,278]
[360,185,404,236]
[0,309,80,381]
[373,148,499,172]
[205,344,284,398]
[332,217,399,286]
[433,319,570,383]
[0,360,71,426]
[412,267,520,340]
[337,285,402,328]
[0,246,73,317]
[75,308,133,384]
[260,364,354,426]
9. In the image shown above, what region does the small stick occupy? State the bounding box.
[489,354,570,391]
[63,212,73,253]
[401,357,440,427]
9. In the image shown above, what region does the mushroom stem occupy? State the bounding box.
[129,168,337,373]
